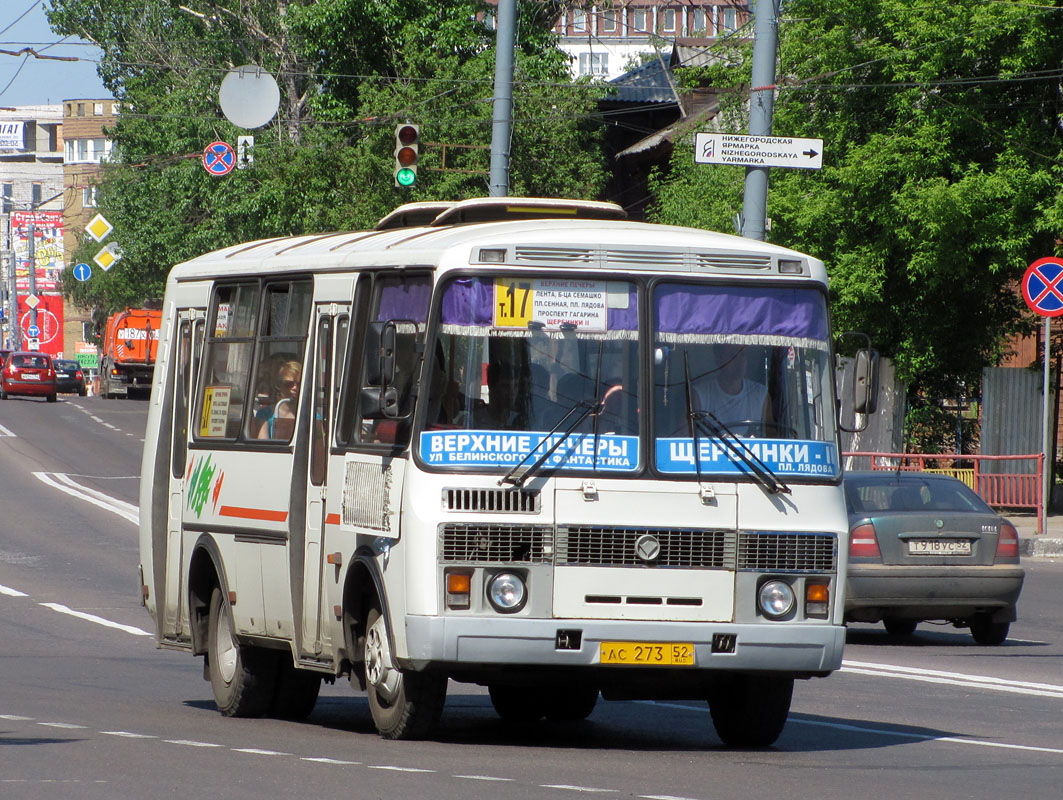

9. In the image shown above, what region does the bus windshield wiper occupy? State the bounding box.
[500,343,606,488]
[683,355,790,495]
[497,398,598,487]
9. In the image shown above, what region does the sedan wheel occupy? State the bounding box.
[970,614,1009,645]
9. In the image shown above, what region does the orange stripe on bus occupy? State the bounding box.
[219,505,288,522]
[325,513,341,526]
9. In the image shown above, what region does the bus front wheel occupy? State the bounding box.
[363,607,446,739]
[207,587,278,717]
[707,673,793,747]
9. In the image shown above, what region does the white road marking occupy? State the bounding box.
[455,775,515,782]
[540,785,618,793]
[301,757,361,765]
[101,731,157,738]
[0,584,29,597]
[234,748,291,756]
[367,765,436,773]
[165,739,222,748]
[32,471,139,525]
[644,700,1063,757]
[39,602,151,637]
[0,714,34,720]
[0,423,15,437]
[37,722,87,729]
[841,659,1063,699]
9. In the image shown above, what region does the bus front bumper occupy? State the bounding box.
[404,616,845,676]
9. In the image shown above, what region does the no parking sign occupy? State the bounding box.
[1021,257,1063,317]
[202,141,236,176]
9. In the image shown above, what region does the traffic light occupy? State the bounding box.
[394,123,420,187]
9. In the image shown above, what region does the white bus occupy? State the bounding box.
[139,197,874,746]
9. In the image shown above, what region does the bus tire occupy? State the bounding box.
[207,587,278,718]
[364,607,446,739]
[543,685,599,721]
[707,673,793,747]
[488,684,545,722]
[270,659,322,720]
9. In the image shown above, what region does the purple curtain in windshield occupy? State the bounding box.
[377,277,431,322]
[441,278,637,330]
[655,284,827,340]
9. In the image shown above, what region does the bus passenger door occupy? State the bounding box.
[165,311,203,639]
[301,306,343,656]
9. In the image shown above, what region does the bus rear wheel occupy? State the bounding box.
[270,659,322,720]
[207,587,278,717]
[363,607,446,739]
[707,673,793,747]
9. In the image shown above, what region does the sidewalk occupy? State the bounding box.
[1008,511,1063,558]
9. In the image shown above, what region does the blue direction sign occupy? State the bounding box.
[203,141,236,176]
[1022,257,1063,317]
[26,324,40,338]
[73,262,92,282]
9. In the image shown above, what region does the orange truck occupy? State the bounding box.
[99,308,161,398]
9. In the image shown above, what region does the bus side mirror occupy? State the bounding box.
[359,385,399,419]
[853,348,879,415]
[364,320,397,386]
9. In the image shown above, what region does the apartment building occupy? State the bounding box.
[554,1,747,79]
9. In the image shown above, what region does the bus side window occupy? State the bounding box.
[195,284,258,440]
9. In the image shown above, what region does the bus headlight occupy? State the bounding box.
[487,572,527,613]
[758,580,795,619]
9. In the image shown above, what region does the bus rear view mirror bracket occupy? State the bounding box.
[365,320,397,385]
[836,331,879,432]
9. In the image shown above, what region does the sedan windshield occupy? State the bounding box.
[421,275,640,473]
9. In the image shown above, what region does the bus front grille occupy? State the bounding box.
[737,532,837,572]
[556,526,735,568]
[443,487,540,513]
[440,523,554,563]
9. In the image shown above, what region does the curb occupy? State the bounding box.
[1021,536,1063,558]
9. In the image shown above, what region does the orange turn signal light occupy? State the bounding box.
[447,573,471,594]
[806,583,829,604]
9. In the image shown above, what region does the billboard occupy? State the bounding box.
[17,294,65,358]
[12,210,65,294]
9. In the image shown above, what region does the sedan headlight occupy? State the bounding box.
[487,572,527,613]
[758,580,795,619]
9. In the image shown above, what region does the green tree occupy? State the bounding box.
[649,0,1063,450]
[48,1,606,314]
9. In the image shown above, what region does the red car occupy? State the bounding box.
[0,351,59,402]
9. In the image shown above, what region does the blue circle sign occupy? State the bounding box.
[1022,257,1063,317]
[203,141,236,176]
[73,262,92,282]
[27,324,40,338]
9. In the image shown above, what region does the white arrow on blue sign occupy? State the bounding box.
[73,262,92,282]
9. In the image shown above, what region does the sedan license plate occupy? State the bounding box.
[908,539,971,555]
[600,641,695,666]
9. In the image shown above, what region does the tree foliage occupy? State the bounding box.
[649,0,1063,440]
[47,0,605,314]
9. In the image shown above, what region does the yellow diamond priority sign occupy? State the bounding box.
[93,242,122,271]
[86,213,113,243]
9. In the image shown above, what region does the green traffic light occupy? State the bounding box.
[396,167,416,187]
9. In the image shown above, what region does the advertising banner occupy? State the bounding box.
[12,210,65,294]
[0,121,25,149]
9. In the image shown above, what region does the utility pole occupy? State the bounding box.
[488,0,516,197]
[741,0,780,241]
[28,222,38,335]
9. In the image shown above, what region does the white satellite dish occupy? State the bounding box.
[219,65,280,129]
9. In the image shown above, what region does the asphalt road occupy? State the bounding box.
[1,393,1061,800]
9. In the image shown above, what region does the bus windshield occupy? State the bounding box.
[419,275,838,480]
[421,275,641,473]
[653,282,838,478]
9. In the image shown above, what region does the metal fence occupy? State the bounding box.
[844,451,1044,533]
